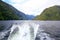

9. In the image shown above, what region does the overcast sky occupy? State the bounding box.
[2,0,60,16]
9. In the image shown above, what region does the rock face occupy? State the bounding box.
[34,5,60,20]
[0,1,27,20]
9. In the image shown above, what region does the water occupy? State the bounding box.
[0,30,10,40]
[0,21,60,40]
[35,28,55,40]
[8,21,39,40]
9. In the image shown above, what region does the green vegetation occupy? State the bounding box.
[0,1,26,20]
[34,5,60,20]
[0,1,19,20]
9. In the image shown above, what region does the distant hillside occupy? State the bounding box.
[34,5,60,20]
[26,15,35,20]
[0,0,27,20]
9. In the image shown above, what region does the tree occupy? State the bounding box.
[34,5,60,20]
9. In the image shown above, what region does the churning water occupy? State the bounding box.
[0,21,60,40]
[7,21,56,40]
[8,21,39,40]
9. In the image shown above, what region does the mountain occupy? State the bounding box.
[34,5,60,20]
[0,0,27,20]
[26,15,35,20]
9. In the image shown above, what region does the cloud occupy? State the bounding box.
[3,0,60,16]
[10,0,29,4]
[11,0,48,16]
